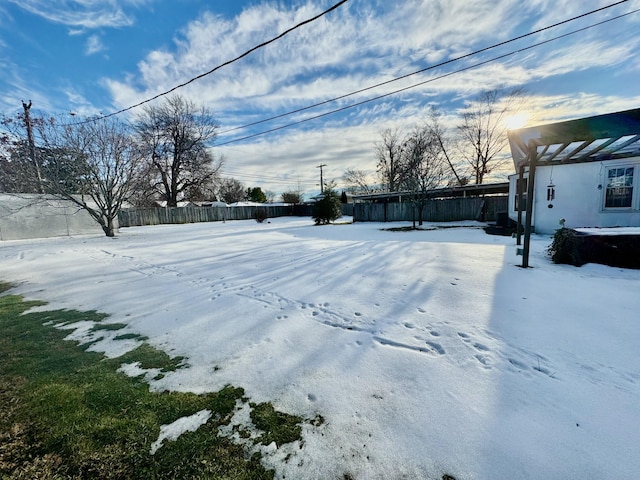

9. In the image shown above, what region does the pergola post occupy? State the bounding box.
[516,165,524,246]
[522,145,537,268]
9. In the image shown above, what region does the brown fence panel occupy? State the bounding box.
[353,196,508,223]
[118,204,359,228]
[119,204,351,227]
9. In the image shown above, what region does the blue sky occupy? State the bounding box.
[2,0,640,196]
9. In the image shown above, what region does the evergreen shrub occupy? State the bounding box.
[312,189,342,225]
[547,228,586,266]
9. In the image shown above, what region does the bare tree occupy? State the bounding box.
[375,128,403,192]
[217,177,246,203]
[0,141,38,193]
[134,95,223,207]
[264,189,276,203]
[400,125,446,227]
[182,175,219,203]
[281,190,303,204]
[342,168,374,194]
[3,108,141,236]
[43,117,142,236]
[457,88,524,184]
[424,107,466,186]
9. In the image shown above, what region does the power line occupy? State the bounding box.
[216,6,639,147]
[221,169,315,182]
[67,0,348,125]
[218,0,630,137]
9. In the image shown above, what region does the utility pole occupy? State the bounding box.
[316,163,327,193]
[22,100,44,193]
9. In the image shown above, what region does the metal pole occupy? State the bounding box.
[522,146,537,268]
[22,100,44,194]
[516,165,524,246]
[316,163,327,194]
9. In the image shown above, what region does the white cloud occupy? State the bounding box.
[6,0,150,29]
[106,0,637,111]
[85,34,106,55]
[99,0,640,194]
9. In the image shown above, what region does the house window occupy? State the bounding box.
[605,167,634,208]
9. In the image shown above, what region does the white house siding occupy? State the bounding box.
[0,194,103,241]
[509,156,640,234]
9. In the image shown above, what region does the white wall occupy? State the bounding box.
[509,156,640,234]
[0,194,103,241]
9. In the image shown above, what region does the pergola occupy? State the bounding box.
[507,107,640,267]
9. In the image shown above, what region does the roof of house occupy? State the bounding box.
[508,107,640,170]
[352,182,509,202]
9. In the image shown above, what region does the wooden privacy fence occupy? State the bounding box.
[353,196,508,223]
[119,205,292,227]
[118,199,502,227]
[118,204,354,227]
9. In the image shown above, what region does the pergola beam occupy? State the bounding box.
[508,108,640,169]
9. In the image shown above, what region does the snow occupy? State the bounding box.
[150,409,212,454]
[1,217,639,479]
[228,201,266,206]
[575,226,640,235]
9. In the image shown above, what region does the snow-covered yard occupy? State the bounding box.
[1,217,639,479]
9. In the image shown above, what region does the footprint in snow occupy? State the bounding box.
[508,358,528,370]
[533,365,553,377]
[475,354,491,368]
[426,341,445,355]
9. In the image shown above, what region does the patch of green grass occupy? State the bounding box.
[113,333,149,341]
[250,402,303,447]
[0,281,13,294]
[0,286,309,479]
[108,343,186,373]
[91,322,127,332]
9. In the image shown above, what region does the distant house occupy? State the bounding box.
[507,108,640,234]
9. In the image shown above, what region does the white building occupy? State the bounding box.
[0,194,103,240]
[507,108,640,234]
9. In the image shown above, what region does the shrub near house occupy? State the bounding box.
[548,227,640,269]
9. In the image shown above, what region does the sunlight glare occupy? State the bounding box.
[504,113,529,130]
